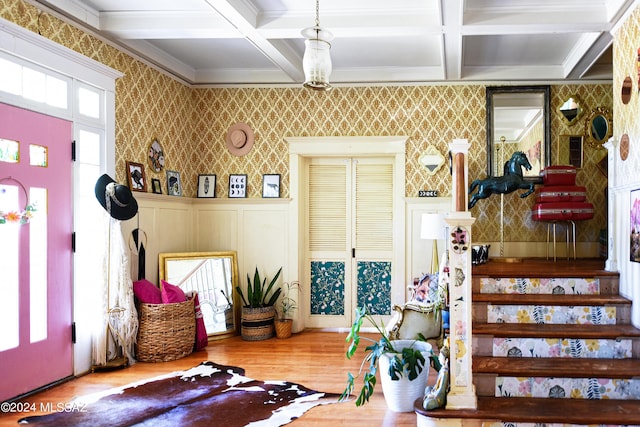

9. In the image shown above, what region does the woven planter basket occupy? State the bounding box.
[274,319,293,339]
[241,306,275,341]
[136,299,196,362]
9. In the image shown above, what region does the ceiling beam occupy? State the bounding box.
[203,0,303,82]
[441,0,463,80]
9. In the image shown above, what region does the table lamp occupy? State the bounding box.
[421,213,445,274]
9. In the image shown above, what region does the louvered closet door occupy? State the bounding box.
[306,157,394,328]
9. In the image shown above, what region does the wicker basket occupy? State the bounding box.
[136,299,196,362]
[241,306,275,341]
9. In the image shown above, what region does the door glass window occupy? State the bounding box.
[0,138,20,163]
[0,57,21,95]
[29,144,48,167]
[78,87,100,119]
[0,185,20,351]
[29,187,48,343]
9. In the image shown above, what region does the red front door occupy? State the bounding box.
[0,103,73,401]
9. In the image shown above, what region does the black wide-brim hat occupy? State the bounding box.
[94,174,138,221]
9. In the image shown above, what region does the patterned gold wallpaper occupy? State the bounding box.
[1,0,612,246]
[612,5,640,187]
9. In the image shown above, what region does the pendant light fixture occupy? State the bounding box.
[301,0,333,91]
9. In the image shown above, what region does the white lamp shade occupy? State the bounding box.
[420,213,444,240]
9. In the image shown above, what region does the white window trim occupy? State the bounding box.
[0,17,120,172]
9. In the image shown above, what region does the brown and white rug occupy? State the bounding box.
[19,362,340,426]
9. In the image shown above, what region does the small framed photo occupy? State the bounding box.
[228,174,247,198]
[126,161,146,192]
[262,174,280,198]
[151,178,162,194]
[166,170,182,196]
[198,174,216,198]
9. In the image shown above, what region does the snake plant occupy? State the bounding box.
[236,267,282,308]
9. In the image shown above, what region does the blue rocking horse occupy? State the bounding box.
[468,151,535,209]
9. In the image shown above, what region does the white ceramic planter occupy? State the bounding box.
[379,340,432,412]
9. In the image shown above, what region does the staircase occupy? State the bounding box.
[417,258,640,426]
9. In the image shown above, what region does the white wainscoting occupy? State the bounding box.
[122,193,472,331]
[122,194,291,287]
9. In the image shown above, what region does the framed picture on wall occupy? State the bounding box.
[262,174,280,198]
[198,174,216,198]
[151,178,162,194]
[126,161,146,192]
[229,174,247,198]
[166,170,182,196]
[631,188,640,263]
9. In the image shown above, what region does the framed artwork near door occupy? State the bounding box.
[228,174,247,198]
[151,178,162,194]
[197,174,216,198]
[126,161,146,192]
[262,174,280,198]
[166,170,182,196]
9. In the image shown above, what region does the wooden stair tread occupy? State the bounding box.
[473,323,640,338]
[474,356,640,378]
[472,258,618,278]
[415,397,640,424]
[473,293,631,305]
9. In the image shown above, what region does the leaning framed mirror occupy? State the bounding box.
[486,85,551,184]
[159,251,240,340]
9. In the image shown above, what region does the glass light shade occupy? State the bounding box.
[302,26,333,91]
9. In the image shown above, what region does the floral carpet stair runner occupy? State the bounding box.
[473,276,640,427]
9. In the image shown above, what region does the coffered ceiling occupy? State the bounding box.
[37,0,636,87]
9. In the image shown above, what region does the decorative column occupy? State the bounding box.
[445,139,477,409]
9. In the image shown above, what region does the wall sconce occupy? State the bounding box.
[418,146,445,175]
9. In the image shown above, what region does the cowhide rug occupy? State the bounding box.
[19,362,340,426]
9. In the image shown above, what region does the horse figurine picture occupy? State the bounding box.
[468,151,535,209]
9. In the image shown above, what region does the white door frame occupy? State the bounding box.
[286,136,407,331]
[1,18,120,375]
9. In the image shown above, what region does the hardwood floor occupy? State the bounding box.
[0,331,429,426]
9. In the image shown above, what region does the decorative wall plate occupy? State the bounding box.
[620,133,630,161]
[148,139,165,172]
[621,76,632,104]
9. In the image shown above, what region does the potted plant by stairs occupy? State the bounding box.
[340,306,433,412]
[235,267,282,341]
[274,281,299,339]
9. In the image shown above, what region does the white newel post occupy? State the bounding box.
[445,139,477,409]
[603,137,617,272]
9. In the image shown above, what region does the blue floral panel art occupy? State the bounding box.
[310,261,345,315]
[357,261,392,315]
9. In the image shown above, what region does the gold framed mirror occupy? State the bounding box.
[584,107,612,148]
[486,85,551,183]
[159,251,240,340]
[557,95,584,126]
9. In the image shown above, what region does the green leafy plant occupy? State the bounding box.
[339,306,429,406]
[277,281,299,320]
[236,267,282,308]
